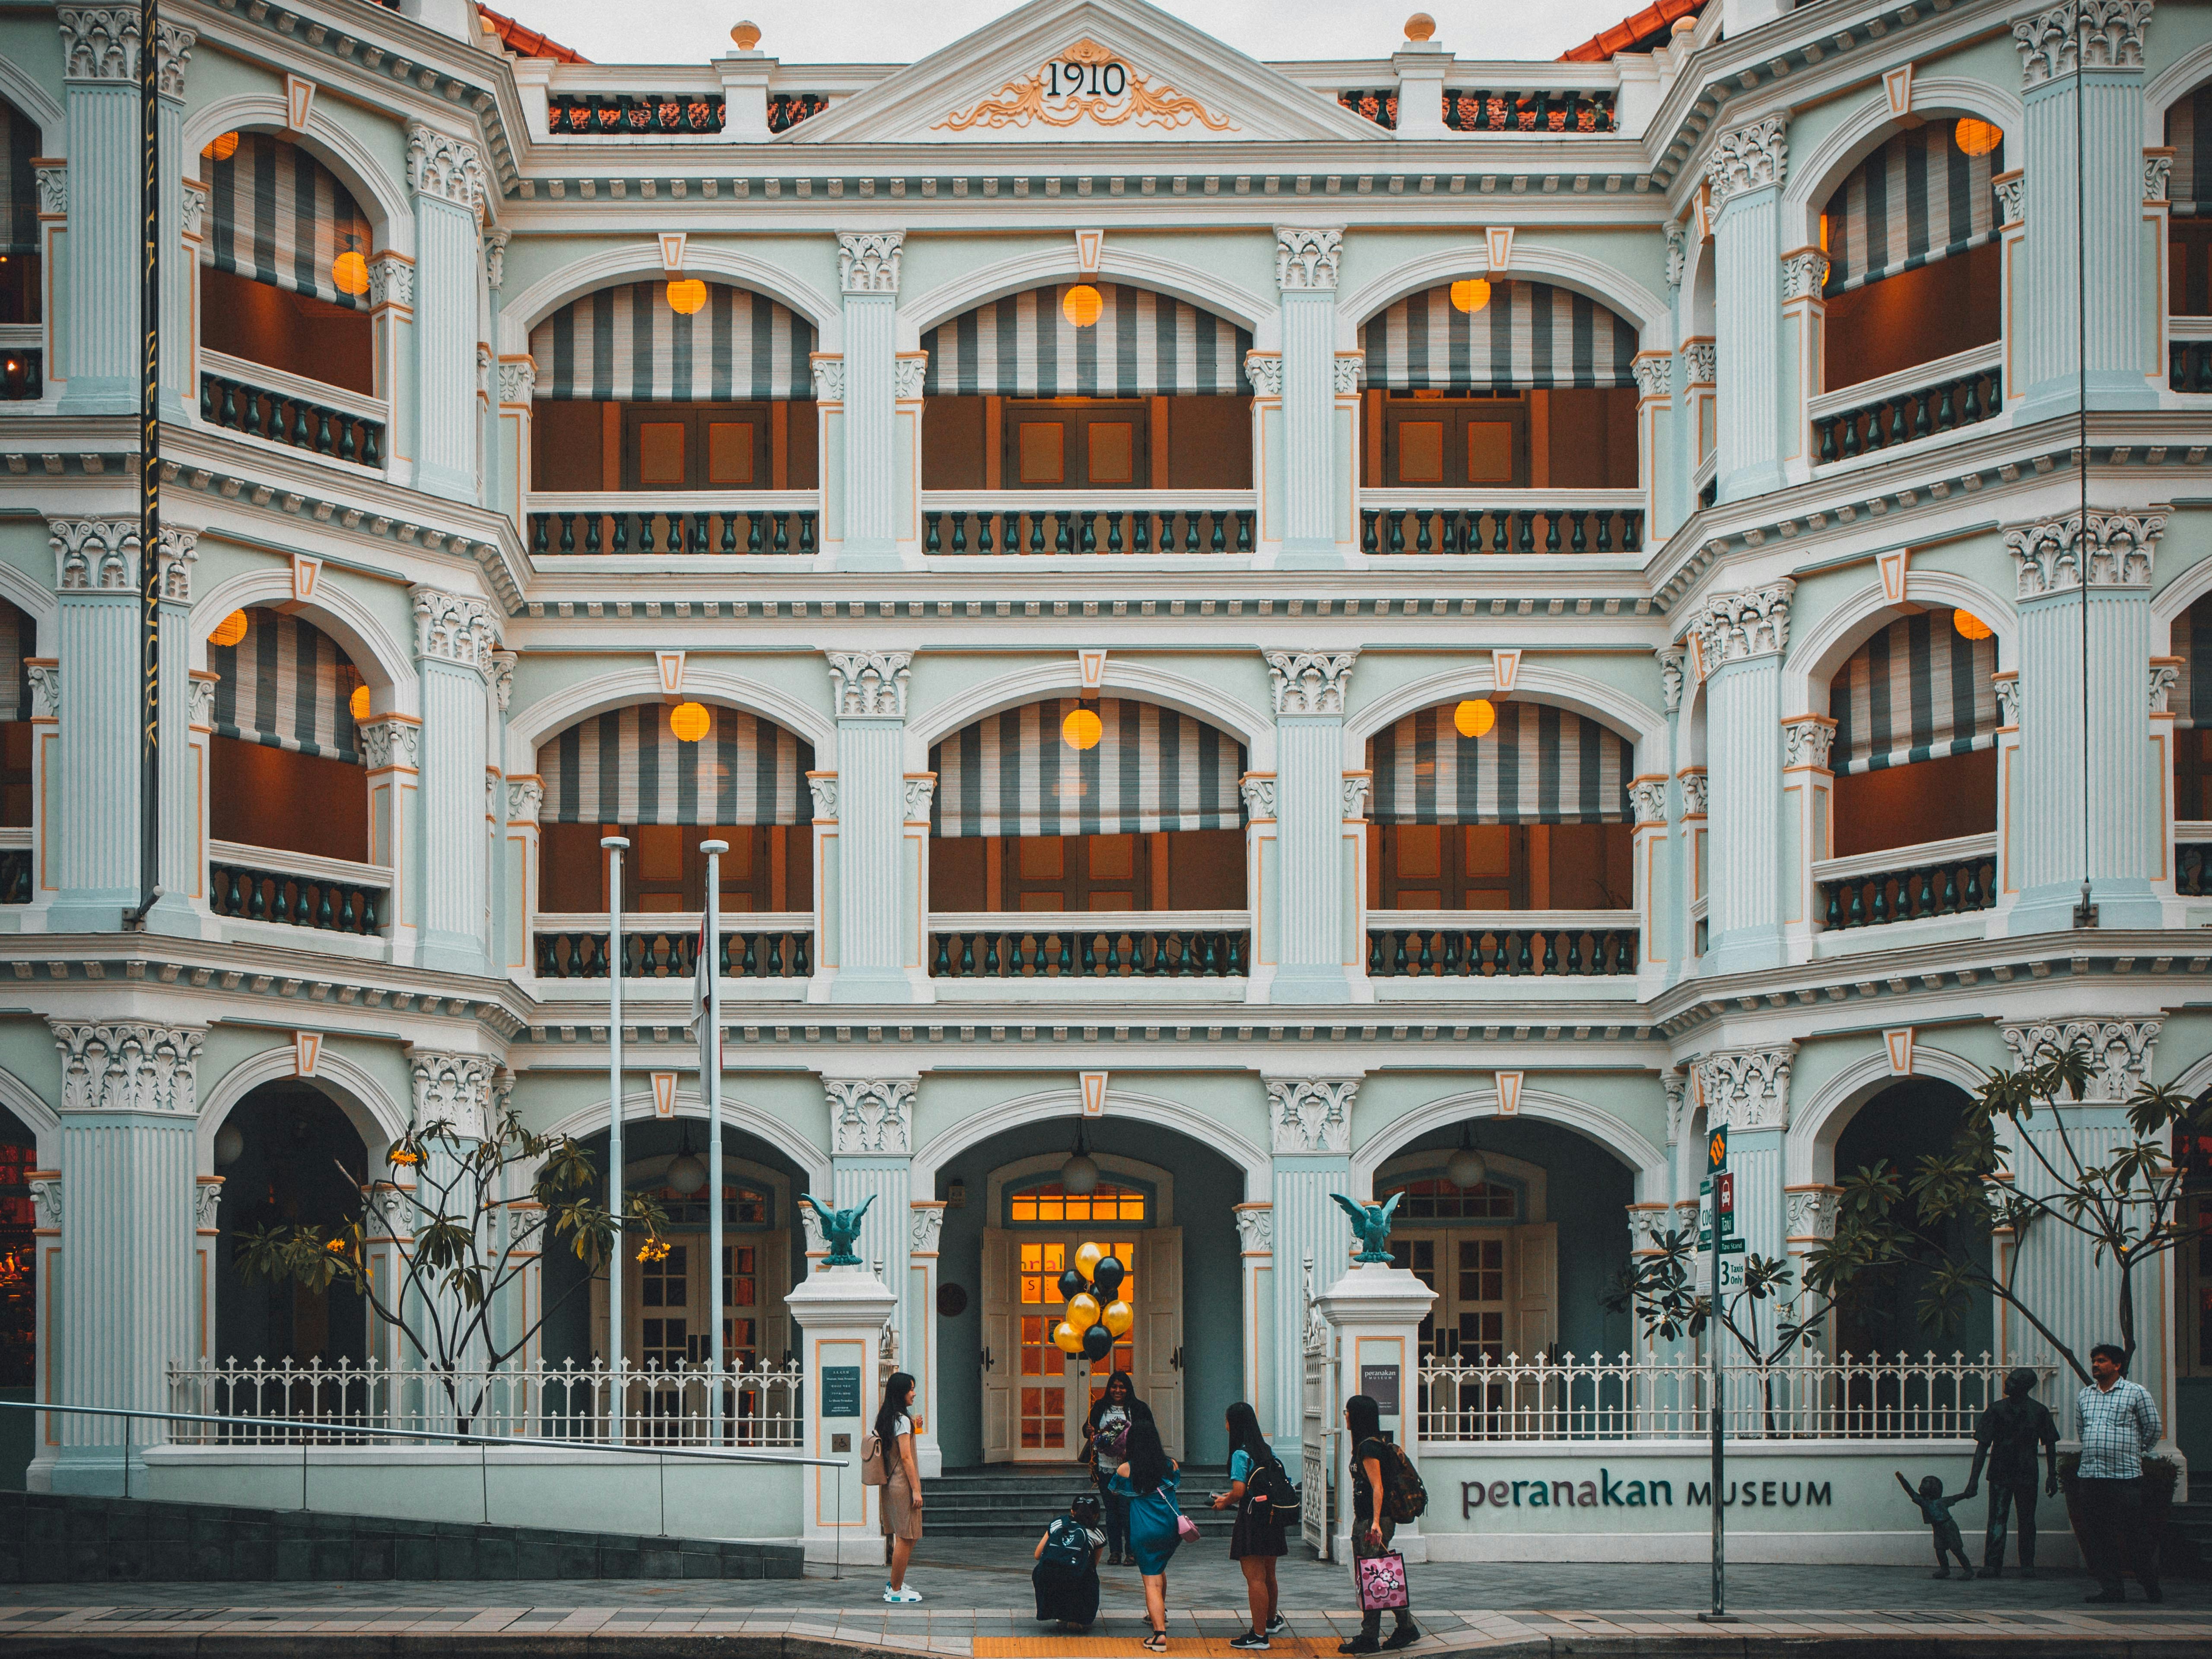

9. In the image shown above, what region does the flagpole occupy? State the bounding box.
[700,839,728,1449]
[602,836,629,1446]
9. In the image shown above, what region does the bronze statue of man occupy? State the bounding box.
[1967,1366,2059,1578]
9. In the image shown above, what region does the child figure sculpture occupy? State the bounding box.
[1895,1471,1977,1579]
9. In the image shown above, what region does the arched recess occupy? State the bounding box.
[2145,44,2212,140]
[1785,83,2024,243]
[180,99,410,245]
[0,560,54,644]
[906,662,1272,772]
[507,665,835,777]
[194,1043,410,1173]
[0,1065,57,1164]
[500,245,838,355]
[191,566,417,713]
[1337,244,1667,350]
[1783,569,2018,710]
[1345,662,1663,772]
[910,1087,1269,1202]
[900,245,1271,347]
[1787,1042,1991,1185]
[1349,1085,1669,1201]
[0,57,64,155]
[540,1087,832,1194]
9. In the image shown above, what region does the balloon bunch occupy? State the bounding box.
[1051,1241,1133,1363]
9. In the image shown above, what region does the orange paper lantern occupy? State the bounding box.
[1454,698,1497,738]
[203,132,239,162]
[209,610,249,648]
[1062,708,1103,750]
[1953,609,1993,642]
[1954,118,2002,159]
[1062,283,1104,329]
[670,701,711,743]
[349,683,371,722]
[667,278,708,315]
[1450,278,1492,315]
[331,249,369,297]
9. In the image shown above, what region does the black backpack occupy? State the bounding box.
[1039,1517,1091,1573]
[1243,1451,1300,1518]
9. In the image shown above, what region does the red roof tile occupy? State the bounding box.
[477,2,591,64]
[1559,0,1704,63]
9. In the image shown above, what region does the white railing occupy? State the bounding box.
[928,908,1252,979]
[207,839,392,936]
[168,1356,804,1448]
[1416,1351,2055,1443]
[198,346,389,430]
[1806,342,2003,429]
[1812,831,1999,933]
[532,909,814,980]
[1365,909,1640,978]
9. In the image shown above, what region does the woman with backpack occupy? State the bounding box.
[1342,1393,1419,1654]
[1107,1397,1185,1653]
[873,1371,924,1605]
[1083,1370,1138,1565]
[1030,1492,1107,1631]
[1209,1401,1288,1650]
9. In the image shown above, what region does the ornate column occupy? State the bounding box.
[407,1050,498,1400]
[371,253,417,488]
[1239,772,1279,998]
[1266,1073,1359,1464]
[825,1075,916,1414]
[152,21,192,420]
[1629,773,1672,993]
[824,652,919,1001]
[1233,1202,1275,1439]
[1682,337,1716,503]
[145,529,200,934]
[502,774,542,979]
[1685,582,1794,973]
[1704,114,1790,502]
[906,1199,946,1478]
[1265,651,1358,1003]
[1778,713,1836,960]
[410,589,499,973]
[1692,1045,1792,1379]
[1272,229,1351,569]
[1778,248,1829,487]
[48,519,139,930]
[48,1020,205,1493]
[1781,1184,1840,1360]
[1633,352,1679,543]
[834,232,905,571]
[2011,2,2159,416]
[406,124,489,502]
[2003,510,2167,930]
[362,715,422,963]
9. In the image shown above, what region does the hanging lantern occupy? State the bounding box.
[349,683,371,723]
[667,278,708,315]
[1062,707,1103,751]
[1062,283,1104,329]
[1952,609,1994,642]
[669,701,711,743]
[1449,278,1492,315]
[210,610,249,648]
[213,1122,245,1167]
[203,132,240,162]
[1446,1123,1487,1189]
[331,245,370,299]
[1453,698,1497,738]
[667,1151,708,1195]
[1953,118,2002,159]
[1061,1121,1100,1194]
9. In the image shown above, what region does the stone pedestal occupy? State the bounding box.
[1315,1259,1436,1562]
[786,1262,899,1564]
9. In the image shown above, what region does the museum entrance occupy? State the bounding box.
[998,1226,1144,1459]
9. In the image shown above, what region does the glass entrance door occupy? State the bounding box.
[1390,1232,1510,1364]
[1014,1237,1137,1460]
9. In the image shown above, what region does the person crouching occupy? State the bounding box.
[1033,1493,1106,1632]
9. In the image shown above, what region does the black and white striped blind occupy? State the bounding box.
[1359,280,1639,391]
[2171,79,2212,216]
[0,602,33,723]
[210,608,363,764]
[0,101,37,257]
[530,282,817,401]
[1821,121,2002,295]
[930,698,1245,839]
[921,284,1252,397]
[1368,701,1634,825]
[1828,612,1998,774]
[198,132,373,310]
[538,704,814,826]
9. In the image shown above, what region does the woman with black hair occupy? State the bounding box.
[1084,1370,1138,1565]
[1342,1393,1417,1653]
[1108,1397,1184,1652]
[875,1371,924,1604]
[1210,1400,1287,1650]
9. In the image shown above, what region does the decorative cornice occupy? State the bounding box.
[405,123,489,221]
[2014,0,2152,87]
[1695,1046,1793,1133]
[806,772,839,822]
[1686,580,1794,669]
[825,1077,916,1156]
[58,7,138,80]
[505,776,543,823]
[1782,716,1836,772]
[27,661,60,723]
[1266,649,1358,717]
[369,254,414,310]
[483,226,511,291]
[1239,773,1277,821]
[1682,340,1716,387]
[1233,1203,1273,1252]
[2002,1018,2158,1103]
[359,716,420,772]
[1628,776,1669,826]
[411,587,500,672]
[1274,226,1343,292]
[1656,647,1686,715]
[810,356,845,402]
[2145,151,2172,203]
[50,518,137,591]
[836,230,904,295]
[909,1202,946,1253]
[893,355,928,400]
[1785,1185,1842,1242]
[1266,1075,1359,1155]
[1780,247,1831,302]
[1704,114,1787,213]
[1994,170,2026,228]
[1244,354,1284,398]
[51,1022,205,1115]
[2005,510,2165,598]
[409,1051,496,1140]
[827,650,911,719]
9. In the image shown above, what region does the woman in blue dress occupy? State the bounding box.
[1107,1397,1182,1652]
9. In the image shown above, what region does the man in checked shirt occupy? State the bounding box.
[2074,1344,2164,1603]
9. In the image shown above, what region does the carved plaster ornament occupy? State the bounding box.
[1780,248,1831,302]
[369,255,415,309]
[836,231,904,294]
[1628,776,1670,826]
[1332,356,1363,397]
[1342,773,1373,822]
[810,356,846,402]
[903,775,937,822]
[406,123,489,221]
[2005,511,2165,597]
[1656,647,1687,714]
[28,1174,60,1230]
[827,651,912,718]
[1704,114,1788,213]
[27,662,60,723]
[1244,355,1284,398]
[1782,717,1836,772]
[411,588,501,671]
[1695,1046,1793,1132]
[506,776,543,823]
[498,359,536,405]
[1632,354,1674,402]
[2002,1019,2158,1103]
[1785,1186,1841,1242]
[359,717,421,772]
[936,39,1235,134]
[1661,1073,1689,1145]
[153,527,198,601]
[58,7,140,79]
[1274,227,1343,292]
[1686,581,1794,668]
[1267,1075,1359,1155]
[806,772,840,822]
[52,1022,205,1114]
[1682,340,1717,387]
[1239,774,1277,820]
[1233,1204,1273,1252]
[825,1077,916,1155]
[1678,769,1709,817]
[50,518,137,591]
[2013,0,2152,87]
[909,1203,947,1252]
[409,1051,496,1141]
[1265,650,1357,716]
[2149,659,2181,716]
[35,166,67,220]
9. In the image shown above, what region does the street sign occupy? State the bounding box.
[1707,1123,1728,1173]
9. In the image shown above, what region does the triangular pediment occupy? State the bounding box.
[785,0,1387,146]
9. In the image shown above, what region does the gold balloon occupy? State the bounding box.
[1054,1320,1084,1354]
[1103,1300,1135,1337]
[1074,1241,1105,1279]
[1067,1292,1101,1328]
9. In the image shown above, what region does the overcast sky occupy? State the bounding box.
[496,0,1640,67]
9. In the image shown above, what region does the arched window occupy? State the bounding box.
[2168,79,2212,320]
[1006,1178,1151,1226]
[1826,609,1999,858]
[2172,595,2212,835]
[0,98,42,393]
[207,607,372,873]
[0,600,34,902]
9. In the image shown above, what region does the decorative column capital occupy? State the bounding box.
[910,1202,946,1252]
[153,20,193,97]
[1665,223,1688,290]
[809,356,845,402]
[2002,1019,2160,1103]
[893,354,928,400]
[1233,1202,1274,1252]
[1782,715,1837,772]
[1656,647,1687,714]
[57,7,138,80]
[825,1077,916,1156]
[27,1173,60,1229]
[1994,169,2026,227]
[408,1051,497,1139]
[187,670,215,729]
[505,775,543,823]
[1627,1203,1672,1255]
[1265,1074,1359,1155]
[194,1176,225,1230]
[1678,768,1710,817]
[36,165,67,220]
[827,650,912,719]
[1631,353,1674,402]
[1683,339,1717,387]
[497,358,536,405]
[483,226,511,290]
[360,716,421,771]
[1686,580,1794,670]
[488,650,515,714]
[806,772,839,822]
[153,527,197,602]
[2150,658,2181,715]
[1780,247,1831,301]
[1265,649,1358,717]
[50,518,137,591]
[1332,355,1363,397]
[836,230,904,295]
[1785,1185,1843,1242]
[1695,1046,1794,1132]
[2014,0,2152,87]
[410,587,501,673]
[1992,671,2021,728]
[1244,354,1284,398]
[1274,226,1344,292]
[2145,150,2173,203]
[1704,113,1788,213]
[1239,773,1277,821]
[1342,772,1373,822]
[2004,509,2166,598]
[405,123,489,221]
[27,661,60,722]
[369,254,415,310]
[1661,1072,1689,1144]
[903,774,937,821]
[1629,776,1670,826]
[50,1021,206,1115]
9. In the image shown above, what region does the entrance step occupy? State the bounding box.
[922,1465,1229,1538]
[2167,1497,2212,1579]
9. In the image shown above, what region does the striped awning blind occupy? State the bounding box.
[211,608,363,764]
[0,101,37,257]
[930,698,1245,839]
[0,602,34,723]
[1828,611,1998,774]
[1368,701,1634,825]
[1360,280,1639,391]
[2170,597,2212,730]
[198,133,373,310]
[530,282,817,401]
[921,284,1252,397]
[537,704,814,826]
[2170,79,2212,216]
[1821,121,2002,295]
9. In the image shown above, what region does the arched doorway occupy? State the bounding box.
[0,599,36,905]
[2163,77,2211,340]
[0,1100,37,1488]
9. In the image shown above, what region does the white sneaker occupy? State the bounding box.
[884,1585,922,1604]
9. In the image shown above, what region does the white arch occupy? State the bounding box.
[1786,1044,1988,1186]
[909,1087,1270,1202]
[905,660,1276,772]
[1781,569,2019,712]
[2168,1050,2212,1100]
[2144,43,2212,141]
[1335,242,1669,351]
[538,1087,833,1192]
[898,245,1274,350]
[180,95,412,251]
[194,1044,411,1175]
[2152,554,2212,639]
[1679,220,1715,346]
[499,245,841,356]
[0,54,65,153]
[1342,661,1665,775]
[505,665,837,776]
[0,1065,59,1164]
[1784,80,2028,248]
[0,556,57,642]
[1349,1085,1669,1201]
[191,565,420,711]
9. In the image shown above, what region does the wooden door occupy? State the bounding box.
[1004,401,1151,488]
[1510,1223,1558,1363]
[1004,833,1150,912]
[981,1227,1015,1461]
[1381,397,1526,488]
[622,403,773,490]
[1140,1227,1182,1458]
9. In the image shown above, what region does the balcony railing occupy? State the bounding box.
[1366,910,1640,978]
[1361,491,1644,556]
[2172,318,2212,393]
[1443,87,1617,133]
[1813,833,1998,932]
[919,493,1258,557]
[928,910,1250,979]
[533,911,814,980]
[0,826,27,904]
[547,93,726,135]
[527,493,820,557]
[207,840,390,935]
[199,348,385,468]
[2176,822,2212,895]
[1336,88,1398,129]
[1809,343,2002,465]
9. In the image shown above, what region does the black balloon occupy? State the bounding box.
[1058,1267,1089,1300]
[1091,1256,1125,1298]
[1081,1322,1116,1361]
